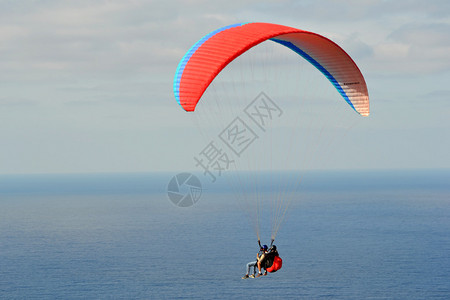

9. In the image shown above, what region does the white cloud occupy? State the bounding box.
[375,42,410,59]
[367,22,450,74]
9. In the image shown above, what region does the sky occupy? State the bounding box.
[0,0,449,175]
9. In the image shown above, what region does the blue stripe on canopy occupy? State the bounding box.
[173,23,246,106]
[270,38,356,112]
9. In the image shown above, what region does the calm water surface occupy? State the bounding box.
[0,170,449,299]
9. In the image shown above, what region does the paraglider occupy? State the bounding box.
[173,22,369,278]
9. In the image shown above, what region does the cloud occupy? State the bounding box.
[1,1,175,75]
[0,97,38,107]
[1,0,449,173]
[369,22,450,74]
[420,90,450,102]
[341,34,374,59]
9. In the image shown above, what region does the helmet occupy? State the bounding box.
[271,245,277,251]
[263,245,268,250]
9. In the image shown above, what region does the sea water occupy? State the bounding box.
[0,170,449,299]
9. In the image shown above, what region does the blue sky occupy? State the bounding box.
[0,0,449,174]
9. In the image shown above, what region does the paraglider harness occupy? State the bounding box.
[258,240,283,273]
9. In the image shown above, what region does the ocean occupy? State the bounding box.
[0,170,449,299]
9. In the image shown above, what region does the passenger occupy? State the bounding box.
[242,245,268,279]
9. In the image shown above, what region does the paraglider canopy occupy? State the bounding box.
[174,22,369,116]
